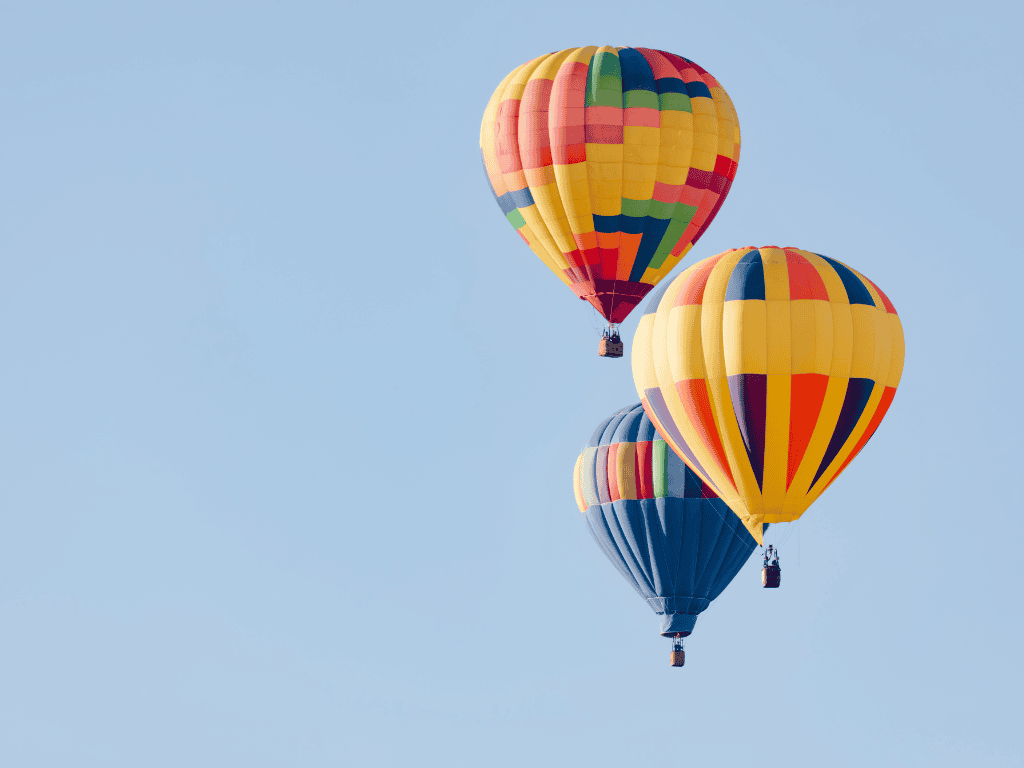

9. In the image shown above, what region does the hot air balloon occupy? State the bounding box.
[632,247,905,550]
[573,403,764,666]
[481,47,741,357]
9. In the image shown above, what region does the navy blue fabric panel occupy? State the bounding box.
[640,499,669,595]
[727,373,768,489]
[653,497,683,588]
[585,507,647,598]
[495,186,535,214]
[586,410,622,448]
[655,77,688,95]
[593,214,621,234]
[614,501,656,590]
[636,413,659,443]
[611,404,646,444]
[682,463,707,497]
[599,407,630,447]
[663,447,694,498]
[628,217,673,282]
[684,79,713,100]
[724,250,765,301]
[692,501,727,590]
[620,215,646,235]
[641,279,674,316]
[607,502,657,594]
[812,377,876,486]
[817,254,875,306]
[619,48,657,93]
[675,499,702,597]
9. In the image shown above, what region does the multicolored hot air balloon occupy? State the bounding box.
[632,247,905,545]
[481,47,740,355]
[573,403,763,665]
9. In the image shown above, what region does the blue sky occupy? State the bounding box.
[1,1,1021,765]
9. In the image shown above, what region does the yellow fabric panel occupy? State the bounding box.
[655,110,694,180]
[573,453,586,513]
[615,442,638,500]
[552,161,591,233]
[524,165,557,187]
[828,302,854,379]
[518,218,572,285]
[760,248,789,299]
[689,111,719,172]
[849,304,880,380]
[886,314,905,387]
[529,181,574,254]
[722,300,767,376]
[586,143,623,163]
[868,305,894,382]
[762,373,792,515]
[632,312,659,392]
[789,301,817,374]
[789,300,834,376]
[667,304,705,379]
[766,300,792,375]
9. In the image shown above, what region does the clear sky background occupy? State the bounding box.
[1,1,1021,765]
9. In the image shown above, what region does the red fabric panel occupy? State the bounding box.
[676,379,736,485]
[635,440,654,499]
[785,250,829,300]
[549,61,588,165]
[495,98,523,174]
[672,255,722,306]
[786,373,830,489]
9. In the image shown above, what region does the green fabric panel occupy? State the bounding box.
[620,197,652,218]
[659,92,692,113]
[653,440,668,498]
[646,198,675,220]
[647,208,697,269]
[585,50,622,108]
[506,209,526,229]
[623,90,659,110]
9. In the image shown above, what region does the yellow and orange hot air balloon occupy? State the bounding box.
[632,246,905,544]
[480,47,740,340]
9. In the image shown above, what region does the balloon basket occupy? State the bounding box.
[670,635,685,667]
[599,325,623,358]
[762,564,781,588]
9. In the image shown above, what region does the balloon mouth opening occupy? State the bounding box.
[659,612,698,637]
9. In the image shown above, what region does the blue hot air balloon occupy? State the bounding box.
[572,404,764,665]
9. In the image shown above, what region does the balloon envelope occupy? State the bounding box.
[632,247,905,543]
[573,403,761,636]
[481,47,740,323]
